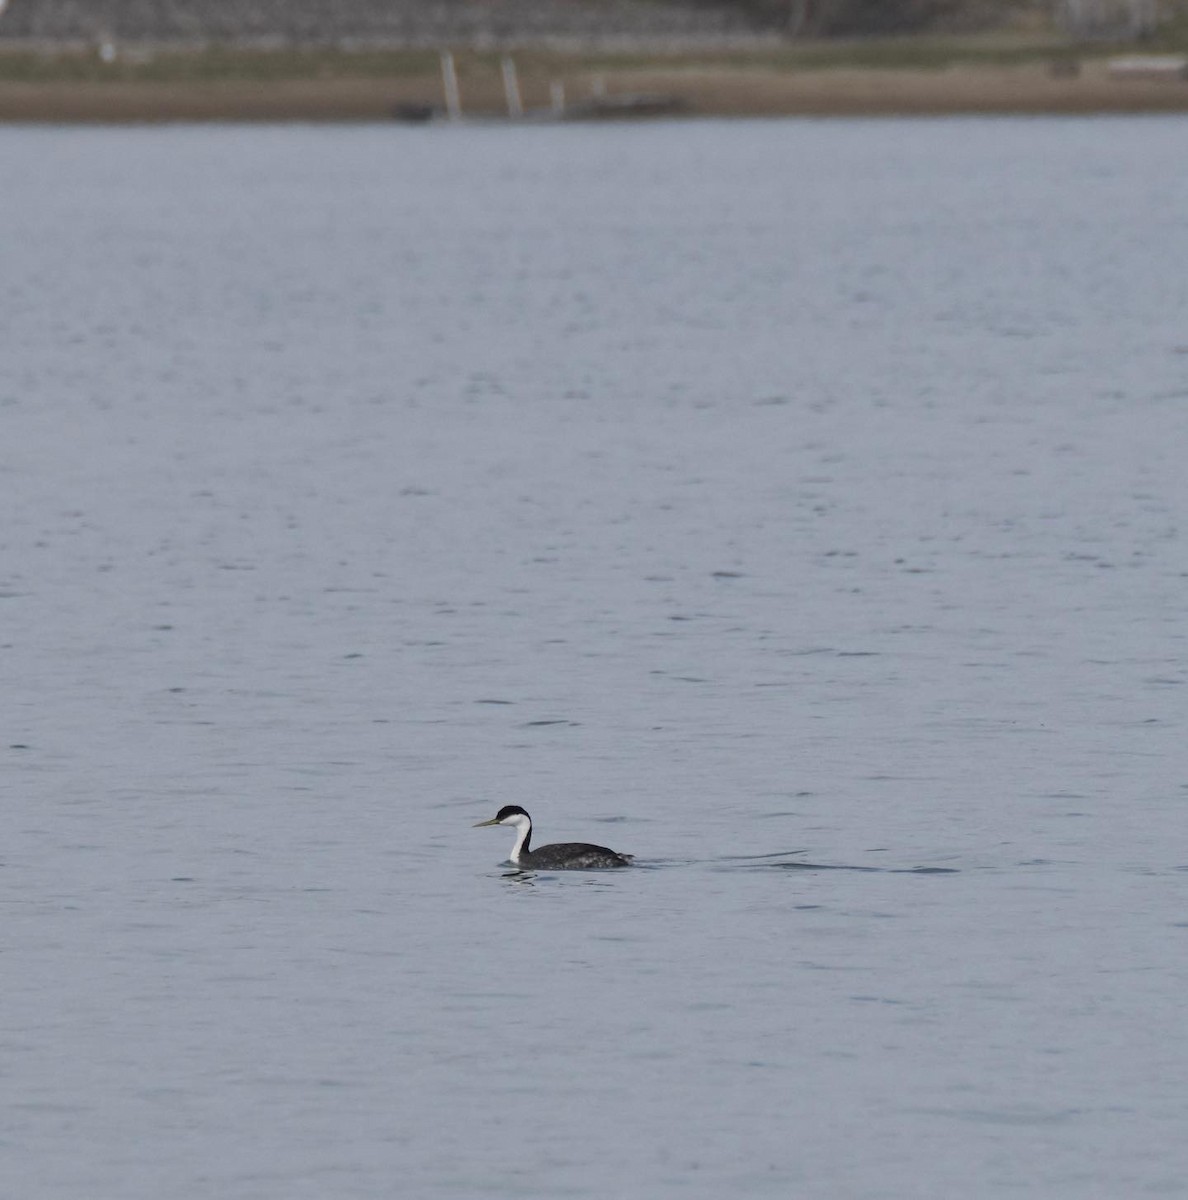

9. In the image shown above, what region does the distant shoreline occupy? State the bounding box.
[3,45,1188,122]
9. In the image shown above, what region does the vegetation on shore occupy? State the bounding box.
[1,20,1187,87]
[3,12,1188,121]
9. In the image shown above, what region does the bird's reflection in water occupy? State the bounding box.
[498,869,625,889]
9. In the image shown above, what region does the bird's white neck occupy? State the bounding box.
[505,813,532,863]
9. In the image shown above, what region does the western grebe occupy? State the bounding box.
[473,805,633,870]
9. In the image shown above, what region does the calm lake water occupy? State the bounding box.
[3,116,1187,1199]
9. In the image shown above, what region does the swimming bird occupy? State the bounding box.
[473,805,633,870]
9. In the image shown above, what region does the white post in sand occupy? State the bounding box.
[440,50,462,121]
[501,56,523,119]
[550,80,565,118]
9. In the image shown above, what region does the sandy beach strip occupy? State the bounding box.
[2,60,1188,122]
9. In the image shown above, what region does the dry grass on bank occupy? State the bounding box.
[2,34,1188,120]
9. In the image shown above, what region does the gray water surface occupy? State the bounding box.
[3,117,1187,1198]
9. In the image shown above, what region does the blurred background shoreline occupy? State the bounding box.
[3,0,1188,120]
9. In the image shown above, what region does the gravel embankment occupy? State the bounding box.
[0,0,768,44]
